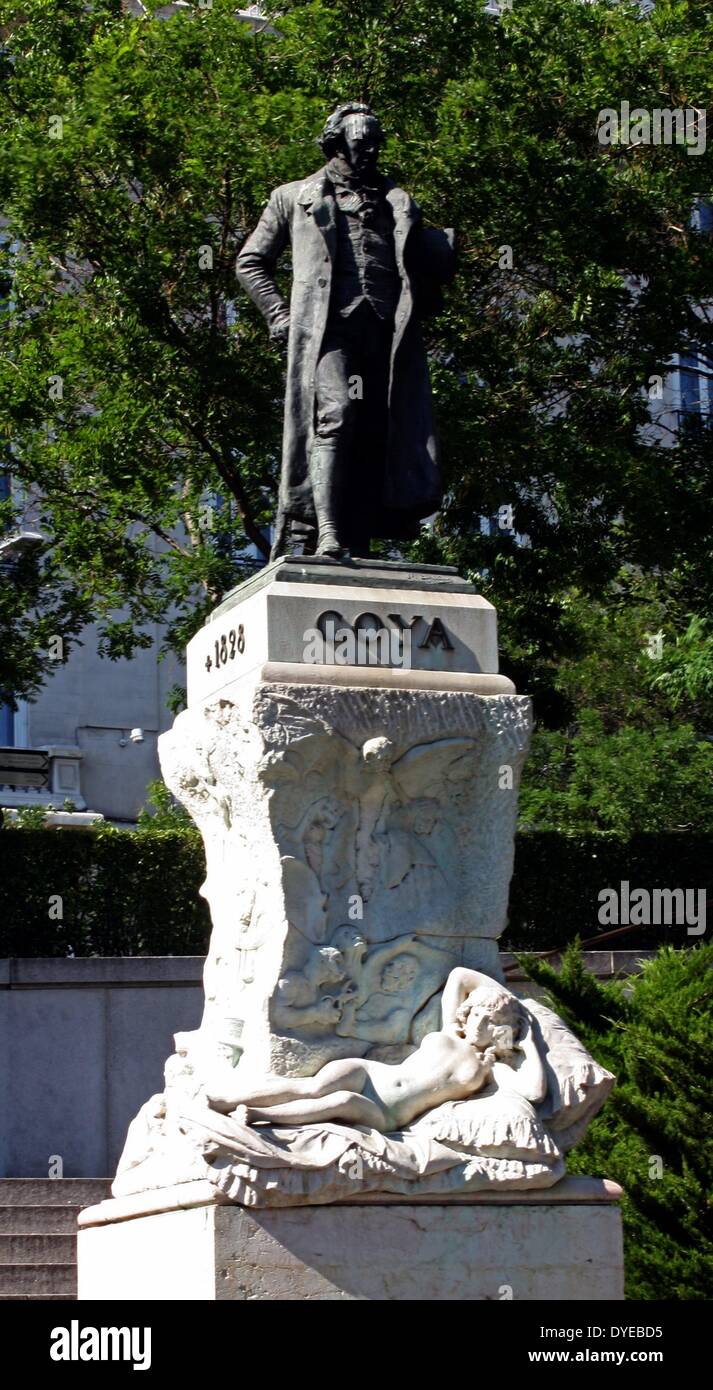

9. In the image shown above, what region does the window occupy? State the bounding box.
[0,702,13,747]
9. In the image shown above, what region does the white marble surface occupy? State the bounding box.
[187,572,501,705]
[79,1174,624,1226]
[111,983,614,1205]
[158,682,532,1077]
[78,1188,624,1301]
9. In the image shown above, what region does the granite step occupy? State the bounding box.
[0,1234,77,1265]
[0,1205,80,1233]
[0,1180,111,1208]
[0,1264,77,1297]
[0,1179,111,1300]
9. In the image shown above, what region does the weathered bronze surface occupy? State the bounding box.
[236,102,455,559]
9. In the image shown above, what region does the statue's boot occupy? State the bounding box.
[310,442,350,559]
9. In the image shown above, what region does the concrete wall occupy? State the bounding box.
[0,958,203,1179]
[22,622,185,823]
[1,951,653,1179]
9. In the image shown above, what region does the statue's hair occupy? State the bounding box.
[455,985,521,1059]
[318,102,384,156]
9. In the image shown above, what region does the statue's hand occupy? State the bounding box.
[269,312,290,344]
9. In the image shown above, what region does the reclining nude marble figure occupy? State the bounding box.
[114,952,614,1207]
[207,971,546,1130]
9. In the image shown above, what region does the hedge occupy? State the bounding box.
[0,827,210,957]
[0,826,709,957]
[504,831,713,952]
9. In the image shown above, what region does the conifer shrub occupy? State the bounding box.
[520,943,713,1299]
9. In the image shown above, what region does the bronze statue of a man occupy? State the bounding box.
[236,102,455,560]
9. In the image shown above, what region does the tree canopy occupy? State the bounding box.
[1,0,711,715]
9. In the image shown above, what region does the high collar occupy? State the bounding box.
[325,155,382,196]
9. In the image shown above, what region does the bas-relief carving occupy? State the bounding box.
[158,683,532,1074]
[273,926,448,1047]
[209,969,548,1131]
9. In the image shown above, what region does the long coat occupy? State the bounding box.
[236,166,454,541]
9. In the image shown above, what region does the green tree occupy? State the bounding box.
[520,942,713,1299]
[519,712,713,832]
[136,775,194,830]
[516,579,713,833]
[1,0,712,709]
[649,614,713,725]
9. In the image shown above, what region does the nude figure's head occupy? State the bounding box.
[316,946,346,984]
[456,985,520,1057]
[331,924,367,962]
[380,954,419,994]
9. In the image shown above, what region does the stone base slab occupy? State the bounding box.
[78,1178,624,1302]
[255,662,514,695]
[187,557,502,707]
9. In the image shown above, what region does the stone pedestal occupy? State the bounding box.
[84,558,615,1266]
[187,554,512,702]
[77,1178,624,1302]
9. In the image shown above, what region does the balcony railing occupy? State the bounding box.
[0,745,85,809]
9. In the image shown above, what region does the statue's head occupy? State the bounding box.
[319,101,384,178]
[455,985,521,1057]
[331,923,368,964]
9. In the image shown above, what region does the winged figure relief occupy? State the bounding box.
[258,700,478,943]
